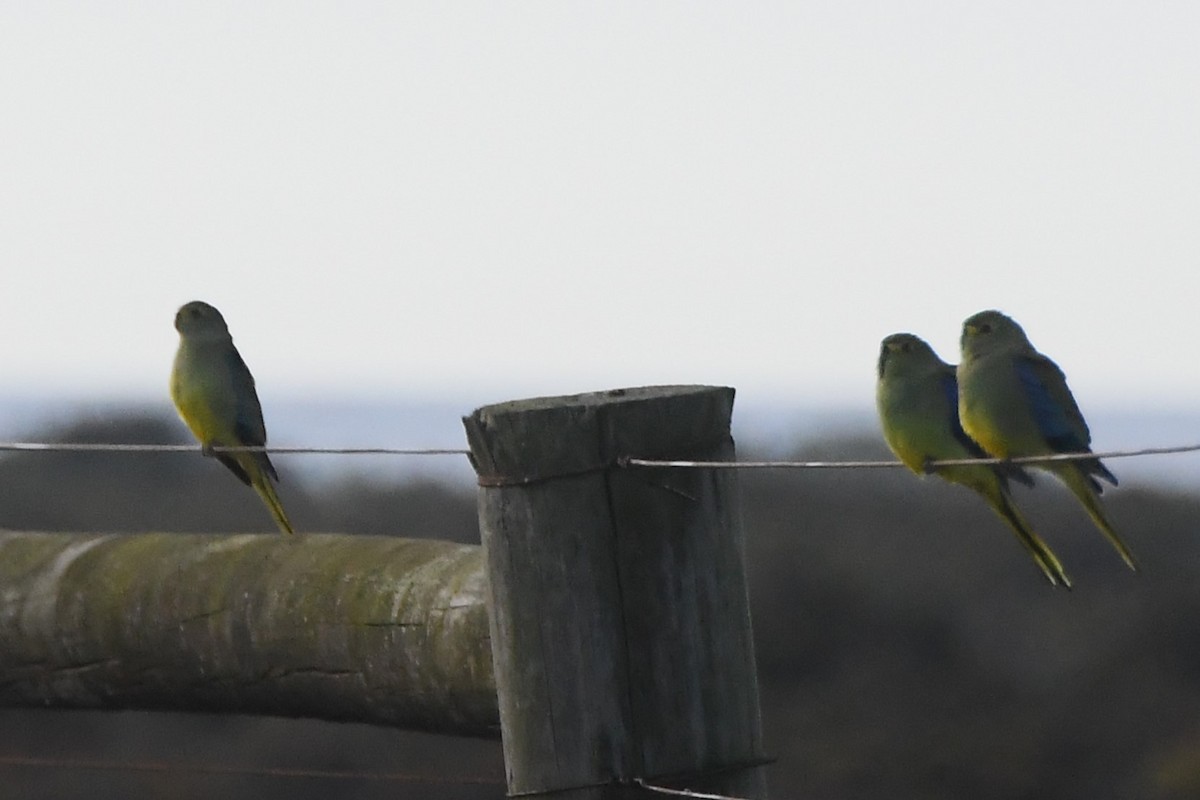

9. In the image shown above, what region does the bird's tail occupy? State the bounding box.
[1055,465,1136,571]
[986,486,1072,589]
[252,471,295,535]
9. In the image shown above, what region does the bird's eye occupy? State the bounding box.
[901,342,911,352]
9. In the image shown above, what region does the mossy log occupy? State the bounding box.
[0,531,498,737]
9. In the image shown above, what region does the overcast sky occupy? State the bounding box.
[2,2,1197,412]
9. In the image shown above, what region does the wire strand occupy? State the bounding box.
[4,441,1200,468]
[621,441,1200,470]
[0,442,470,455]
[635,779,754,800]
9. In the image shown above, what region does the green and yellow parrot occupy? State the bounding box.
[957,310,1134,570]
[170,300,294,534]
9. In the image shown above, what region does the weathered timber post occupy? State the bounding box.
[464,385,767,799]
[0,531,497,736]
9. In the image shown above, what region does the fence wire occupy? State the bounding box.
[4,439,1200,471]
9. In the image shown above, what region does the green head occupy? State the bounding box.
[877,332,945,380]
[960,309,1031,358]
[174,300,230,339]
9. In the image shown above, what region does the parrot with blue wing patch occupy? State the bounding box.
[956,310,1133,570]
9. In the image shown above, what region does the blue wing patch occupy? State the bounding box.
[1014,358,1086,454]
[941,373,986,457]
[1015,356,1116,490]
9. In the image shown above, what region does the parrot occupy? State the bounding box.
[957,310,1134,570]
[170,300,294,534]
[877,332,1070,587]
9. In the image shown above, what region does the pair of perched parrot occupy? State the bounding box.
[877,310,1134,589]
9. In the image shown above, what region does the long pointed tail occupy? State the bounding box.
[1055,464,1136,571]
[985,486,1072,589]
[252,473,295,535]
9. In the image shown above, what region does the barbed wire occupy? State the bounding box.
[3,440,1200,469]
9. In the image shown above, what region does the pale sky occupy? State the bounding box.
[2,2,1198,411]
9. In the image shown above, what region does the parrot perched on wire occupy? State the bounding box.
[956,310,1134,571]
[170,300,294,534]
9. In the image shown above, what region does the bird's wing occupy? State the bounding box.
[223,347,268,448]
[1014,353,1091,452]
[1015,352,1116,488]
[941,370,987,456]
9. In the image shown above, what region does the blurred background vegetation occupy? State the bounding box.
[2,413,1199,799]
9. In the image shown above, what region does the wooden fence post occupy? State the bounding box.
[464,385,767,799]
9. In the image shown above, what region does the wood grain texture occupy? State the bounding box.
[465,385,767,799]
[0,531,498,737]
